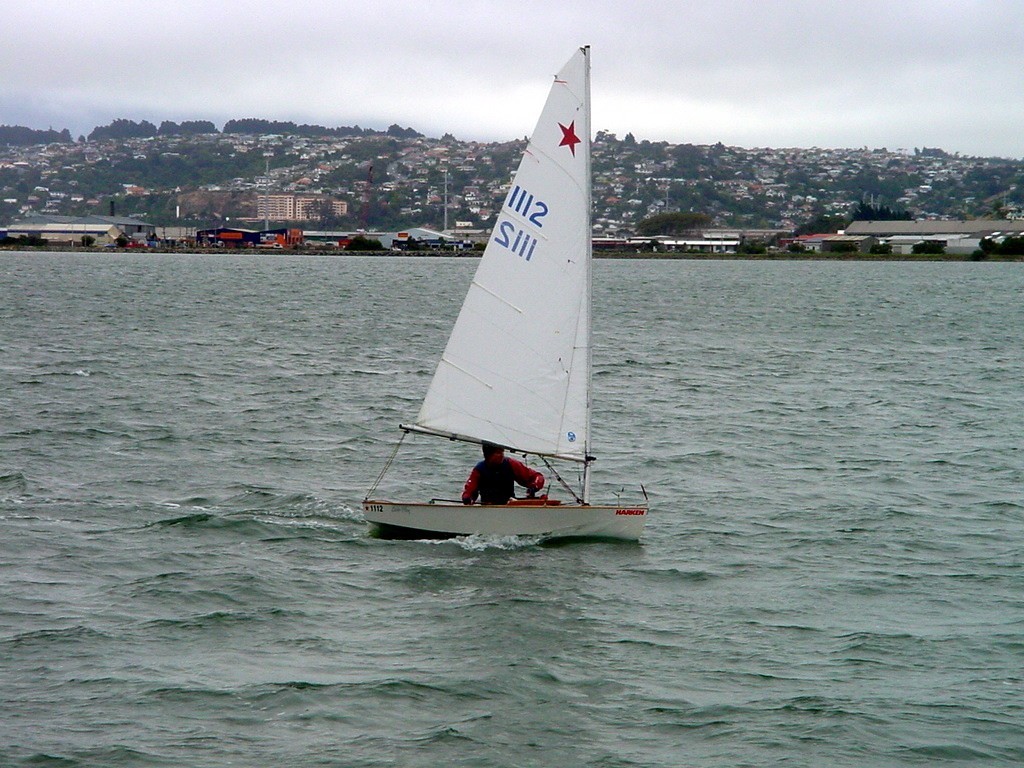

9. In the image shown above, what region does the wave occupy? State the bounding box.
[141,607,296,630]
[225,677,488,705]
[899,743,1002,761]
[419,533,545,551]
[0,471,29,498]
[33,368,95,378]
[13,752,81,767]
[143,489,367,534]
[2,625,111,647]
[146,512,218,528]
[631,566,720,583]
[141,512,362,541]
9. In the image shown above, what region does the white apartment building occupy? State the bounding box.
[256,194,348,221]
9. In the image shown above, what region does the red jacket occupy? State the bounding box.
[462,457,544,504]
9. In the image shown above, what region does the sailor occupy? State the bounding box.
[462,442,545,505]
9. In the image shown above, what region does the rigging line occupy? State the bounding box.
[364,430,407,500]
[540,455,584,505]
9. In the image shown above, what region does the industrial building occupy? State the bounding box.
[4,213,156,245]
[844,219,1024,255]
[302,227,468,249]
[195,227,303,248]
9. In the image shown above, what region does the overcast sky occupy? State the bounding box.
[4,1,1023,158]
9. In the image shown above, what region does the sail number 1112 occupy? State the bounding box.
[495,184,548,262]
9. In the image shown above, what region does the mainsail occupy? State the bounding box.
[411,47,592,463]
[365,47,647,539]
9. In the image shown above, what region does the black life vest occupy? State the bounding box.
[475,459,515,504]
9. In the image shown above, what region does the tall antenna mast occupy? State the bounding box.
[443,168,449,233]
[262,153,272,231]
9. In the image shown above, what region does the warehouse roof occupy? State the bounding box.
[845,219,1024,236]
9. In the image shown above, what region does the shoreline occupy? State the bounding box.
[2,246,1022,262]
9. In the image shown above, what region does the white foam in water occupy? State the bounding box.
[424,533,545,551]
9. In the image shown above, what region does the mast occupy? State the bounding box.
[581,45,594,504]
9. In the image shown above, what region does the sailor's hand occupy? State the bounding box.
[462,496,473,505]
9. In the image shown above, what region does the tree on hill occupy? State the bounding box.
[796,212,848,236]
[912,241,946,254]
[88,119,158,141]
[0,125,73,145]
[0,234,47,246]
[980,235,1024,256]
[223,118,293,135]
[309,199,347,229]
[158,120,218,136]
[670,143,706,175]
[346,235,384,250]
[184,120,218,135]
[386,124,424,139]
[852,201,912,221]
[636,211,712,236]
[222,119,380,138]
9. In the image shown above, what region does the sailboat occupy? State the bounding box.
[363,46,648,541]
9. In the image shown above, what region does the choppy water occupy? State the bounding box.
[1,252,1022,767]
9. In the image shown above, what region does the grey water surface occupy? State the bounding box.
[1,252,1021,767]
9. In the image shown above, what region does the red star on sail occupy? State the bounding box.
[558,121,581,156]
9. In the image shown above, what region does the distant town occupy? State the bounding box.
[4,119,1024,257]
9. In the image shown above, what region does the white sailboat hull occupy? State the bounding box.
[362,500,647,541]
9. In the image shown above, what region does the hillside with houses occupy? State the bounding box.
[3,120,1024,240]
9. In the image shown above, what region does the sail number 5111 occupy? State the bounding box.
[497,185,548,261]
[495,220,538,261]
